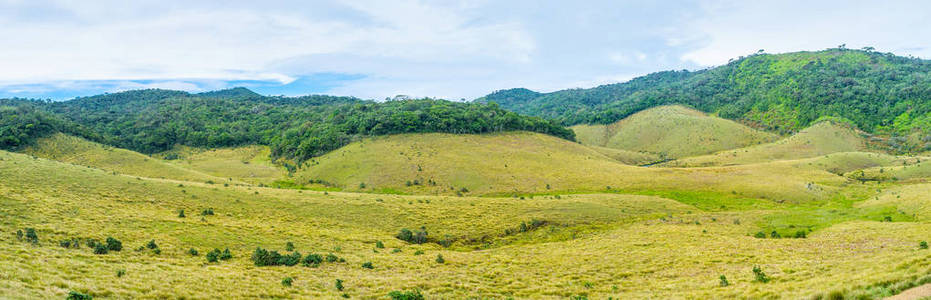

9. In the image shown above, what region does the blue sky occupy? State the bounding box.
[1,0,929,100]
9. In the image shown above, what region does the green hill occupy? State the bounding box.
[664,121,870,167]
[479,48,931,151]
[571,105,777,158]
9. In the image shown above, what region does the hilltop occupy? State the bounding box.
[479,48,931,151]
[571,105,777,158]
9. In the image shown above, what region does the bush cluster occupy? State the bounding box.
[251,247,342,267]
[388,289,424,300]
[206,248,232,263]
[396,228,428,244]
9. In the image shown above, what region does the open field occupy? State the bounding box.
[3,146,931,299]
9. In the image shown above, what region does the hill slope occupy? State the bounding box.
[571,105,777,158]
[21,133,225,183]
[479,49,931,149]
[4,142,931,299]
[294,131,849,203]
[664,121,869,167]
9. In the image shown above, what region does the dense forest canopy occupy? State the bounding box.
[0,88,573,162]
[478,48,931,140]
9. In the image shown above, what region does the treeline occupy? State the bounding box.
[0,99,99,150]
[1,88,573,162]
[479,48,931,148]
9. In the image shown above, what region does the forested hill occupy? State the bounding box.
[0,88,573,163]
[478,48,931,138]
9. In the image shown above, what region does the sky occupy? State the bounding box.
[0,0,929,101]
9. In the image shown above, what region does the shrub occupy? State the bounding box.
[335,279,344,291]
[189,248,199,256]
[93,243,109,255]
[67,291,93,300]
[24,228,38,244]
[361,262,374,269]
[281,277,293,287]
[153,248,161,255]
[325,253,339,263]
[146,240,158,249]
[754,231,766,238]
[392,248,402,253]
[279,252,302,266]
[116,269,126,277]
[752,266,769,283]
[921,241,929,249]
[396,229,414,242]
[178,209,185,218]
[375,240,385,249]
[303,253,323,267]
[414,250,425,255]
[206,248,221,263]
[106,237,122,251]
[388,289,424,300]
[286,242,295,252]
[794,231,807,239]
[220,248,232,260]
[252,247,283,266]
[60,240,72,248]
[436,254,445,264]
[16,229,23,240]
[770,231,781,238]
[883,216,893,222]
[719,275,729,287]
[201,208,214,216]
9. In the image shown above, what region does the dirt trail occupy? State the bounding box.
[888,284,931,300]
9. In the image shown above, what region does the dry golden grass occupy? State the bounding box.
[2,149,931,299]
[5,128,931,299]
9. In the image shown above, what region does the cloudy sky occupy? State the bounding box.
[1,0,929,100]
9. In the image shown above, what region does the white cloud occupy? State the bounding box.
[678,0,931,66]
[0,1,929,100]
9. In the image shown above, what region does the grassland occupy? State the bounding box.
[664,121,870,167]
[157,145,288,184]
[570,105,778,158]
[3,146,931,299]
[294,131,860,207]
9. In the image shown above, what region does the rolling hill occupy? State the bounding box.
[3,140,931,299]
[571,105,777,158]
[293,131,853,205]
[663,121,870,167]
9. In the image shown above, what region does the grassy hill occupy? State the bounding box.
[21,133,225,183]
[293,131,856,204]
[571,105,777,158]
[3,145,931,299]
[664,121,869,167]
